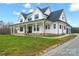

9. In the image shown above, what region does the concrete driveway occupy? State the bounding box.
[43,34,79,56]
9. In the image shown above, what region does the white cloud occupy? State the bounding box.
[22,9,27,12]
[5,3,12,5]
[0,0,79,3]
[69,3,79,11]
[23,3,31,8]
[36,3,40,5]
[28,9,34,13]
[13,11,20,15]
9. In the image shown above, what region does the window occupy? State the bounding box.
[28,18,32,21]
[62,16,64,19]
[60,25,62,29]
[64,26,66,29]
[34,25,40,31]
[45,25,50,29]
[54,24,56,29]
[20,19,23,22]
[20,27,23,31]
[34,25,36,31]
[37,25,39,31]
[45,25,48,29]
[62,15,65,20]
[48,25,50,29]
[34,14,39,19]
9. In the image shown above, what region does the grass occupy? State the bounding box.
[0,34,76,56]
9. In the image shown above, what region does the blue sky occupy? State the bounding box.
[0,3,79,27]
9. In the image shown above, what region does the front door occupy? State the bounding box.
[28,26,32,33]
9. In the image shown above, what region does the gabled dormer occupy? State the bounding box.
[43,7,51,15]
[30,7,46,21]
[17,12,27,23]
[59,10,67,22]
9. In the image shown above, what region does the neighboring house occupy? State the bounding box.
[10,7,71,35]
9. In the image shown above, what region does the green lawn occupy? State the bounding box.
[0,34,76,56]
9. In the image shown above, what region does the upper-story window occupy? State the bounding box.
[62,15,65,20]
[64,26,66,29]
[28,18,32,21]
[34,14,39,19]
[20,19,23,22]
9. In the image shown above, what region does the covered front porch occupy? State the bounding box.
[10,20,52,35]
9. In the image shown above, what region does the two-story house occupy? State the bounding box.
[10,7,71,35]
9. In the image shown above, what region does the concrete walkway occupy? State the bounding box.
[43,34,79,56]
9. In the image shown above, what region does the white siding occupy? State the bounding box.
[66,25,71,34]
[44,8,51,15]
[59,11,67,22]
[58,22,68,34]
[17,26,25,33]
[17,14,25,23]
[16,22,71,34]
[31,8,46,21]
[42,22,59,34]
[25,14,32,22]
[32,23,44,33]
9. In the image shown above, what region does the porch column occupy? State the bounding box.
[42,20,45,35]
[24,25,26,34]
[24,24,27,34]
[34,23,37,33]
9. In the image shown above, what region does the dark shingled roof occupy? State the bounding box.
[47,9,64,21]
[20,12,32,19]
[20,7,49,19]
[20,12,27,19]
[20,7,64,22]
[37,7,49,13]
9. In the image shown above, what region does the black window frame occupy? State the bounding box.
[54,24,56,29]
[20,27,23,31]
[34,14,39,19]
[48,25,50,29]
[45,25,50,29]
[28,17,32,21]
[60,25,62,29]
[34,25,36,31]
[64,26,66,29]
[20,19,23,22]
[37,25,39,31]
[45,25,48,29]
[62,16,65,20]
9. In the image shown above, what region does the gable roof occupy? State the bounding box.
[37,7,49,13]
[20,12,32,19]
[20,7,64,22]
[47,9,64,21]
[20,12,27,19]
[20,7,49,19]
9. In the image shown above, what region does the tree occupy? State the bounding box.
[71,27,79,33]
[0,21,13,34]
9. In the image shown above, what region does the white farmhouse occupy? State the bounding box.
[10,7,71,35]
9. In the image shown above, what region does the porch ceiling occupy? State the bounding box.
[11,19,52,26]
